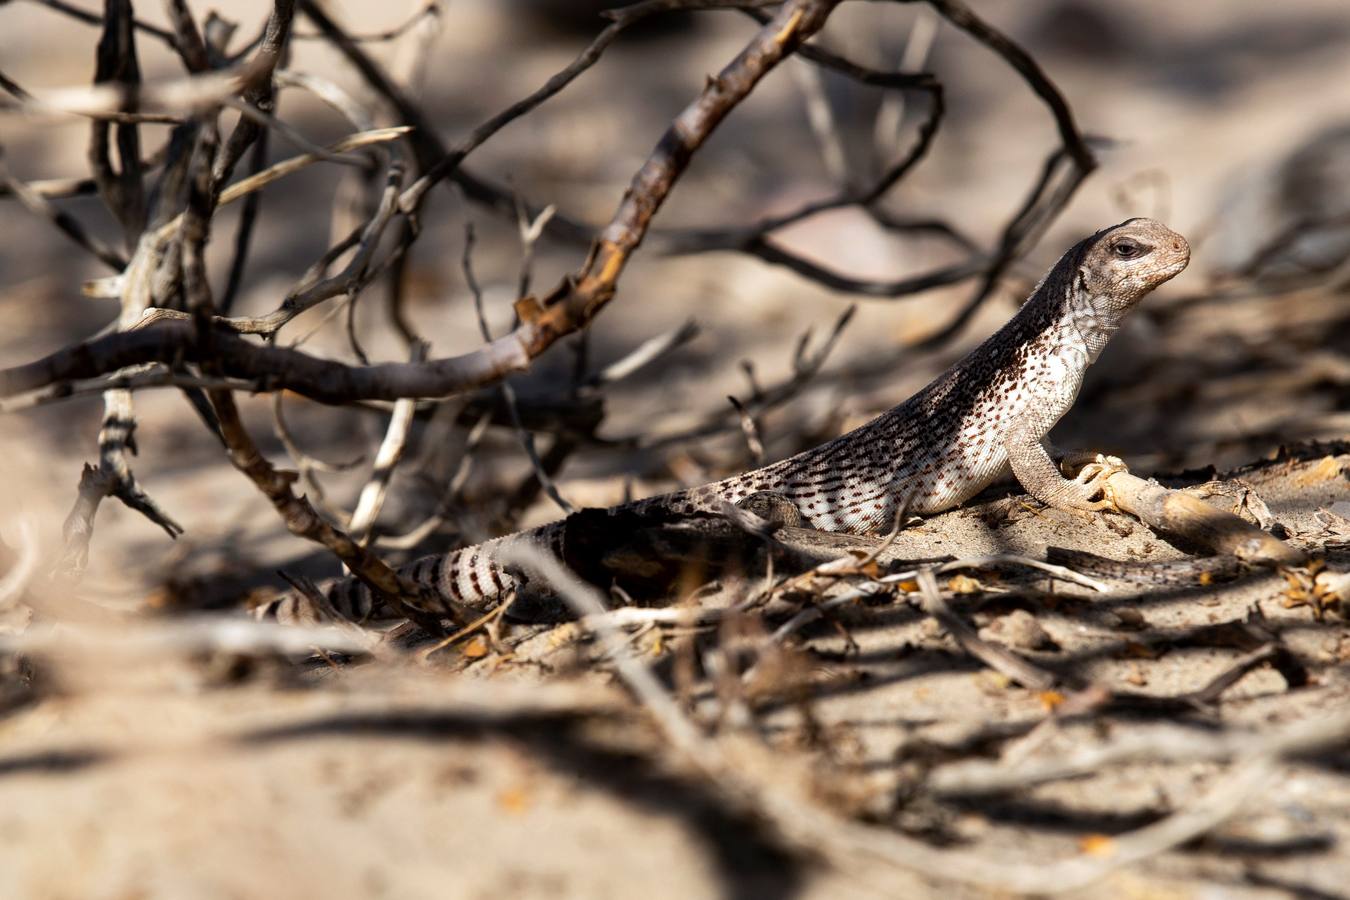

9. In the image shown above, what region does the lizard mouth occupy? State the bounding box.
[1158,233,1191,280]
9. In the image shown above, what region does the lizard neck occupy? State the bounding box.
[1065,298,1119,364]
[1019,238,1127,366]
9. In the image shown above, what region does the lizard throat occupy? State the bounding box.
[1066,291,1122,364]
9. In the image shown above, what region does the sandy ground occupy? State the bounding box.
[1,1,1349,897]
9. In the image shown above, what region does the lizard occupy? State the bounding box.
[259,217,1190,626]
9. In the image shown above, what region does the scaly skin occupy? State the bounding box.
[260,218,1190,626]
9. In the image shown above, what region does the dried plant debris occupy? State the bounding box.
[1,1,1349,898]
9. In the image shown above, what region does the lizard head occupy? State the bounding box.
[1077,217,1190,313]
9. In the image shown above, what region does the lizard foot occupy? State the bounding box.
[1048,454,1128,514]
[1058,451,1127,478]
[1074,453,1128,487]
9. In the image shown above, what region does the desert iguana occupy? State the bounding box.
[260,218,1190,625]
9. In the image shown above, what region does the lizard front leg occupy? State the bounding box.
[1004,423,1113,512]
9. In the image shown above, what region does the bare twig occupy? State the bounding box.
[625,306,856,449]
[0,365,259,413]
[500,543,712,760]
[0,516,40,611]
[915,568,1058,690]
[3,65,252,120]
[463,222,574,515]
[291,2,438,44]
[930,554,1109,592]
[0,153,128,270]
[58,448,183,577]
[790,56,848,186]
[214,0,295,187]
[728,396,766,464]
[0,615,374,658]
[375,409,493,551]
[162,0,211,73]
[872,6,939,173]
[394,0,788,214]
[28,0,177,47]
[1096,467,1307,567]
[931,707,1350,799]
[349,342,428,544]
[585,319,700,387]
[925,0,1092,169]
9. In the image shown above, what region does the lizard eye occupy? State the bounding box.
[1112,239,1146,260]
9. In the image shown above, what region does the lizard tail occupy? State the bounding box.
[255,524,567,626]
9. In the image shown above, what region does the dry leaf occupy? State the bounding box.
[947,574,982,594]
[1038,690,1066,710]
[1079,834,1116,856]
[497,787,530,815]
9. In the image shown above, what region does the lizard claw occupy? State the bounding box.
[1060,451,1126,479]
[1059,454,1127,513]
[1038,454,1128,514]
[1074,453,1127,486]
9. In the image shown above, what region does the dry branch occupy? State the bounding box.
[914,568,1058,690]
[501,545,1303,896]
[0,153,128,270]
[0,1,842,406]
[1098,469,1307,566]
[349,342,428,545]
[931,706,1350,799]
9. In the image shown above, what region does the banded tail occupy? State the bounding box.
[256,523,568,626]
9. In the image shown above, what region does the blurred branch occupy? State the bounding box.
[54,1,185,578]
[88,0,146,246]
[291,2,438,44]
[926,0,1092,168]
[170,111,453,630]
[0,516,39,613]
[464,221,575,516]
[0,63,266,121]
[0,365,259,413]
[930,707,1350,799]
[162,0,210,73]
[2,1,843,405]
[214,0,294,187]
[0,153,128,270]
[660,0,1092,315]
[914,568,1057,690]
[873,6,939,172]
[912,146,1091,350]
[349,342,428,544]
[624,305,855,450]
[27,0,177,48]
[0,68,31,101]
[394,0,789,215]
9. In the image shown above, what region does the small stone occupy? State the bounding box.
[984,609,1059,651]
[1113,608,1147,630]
